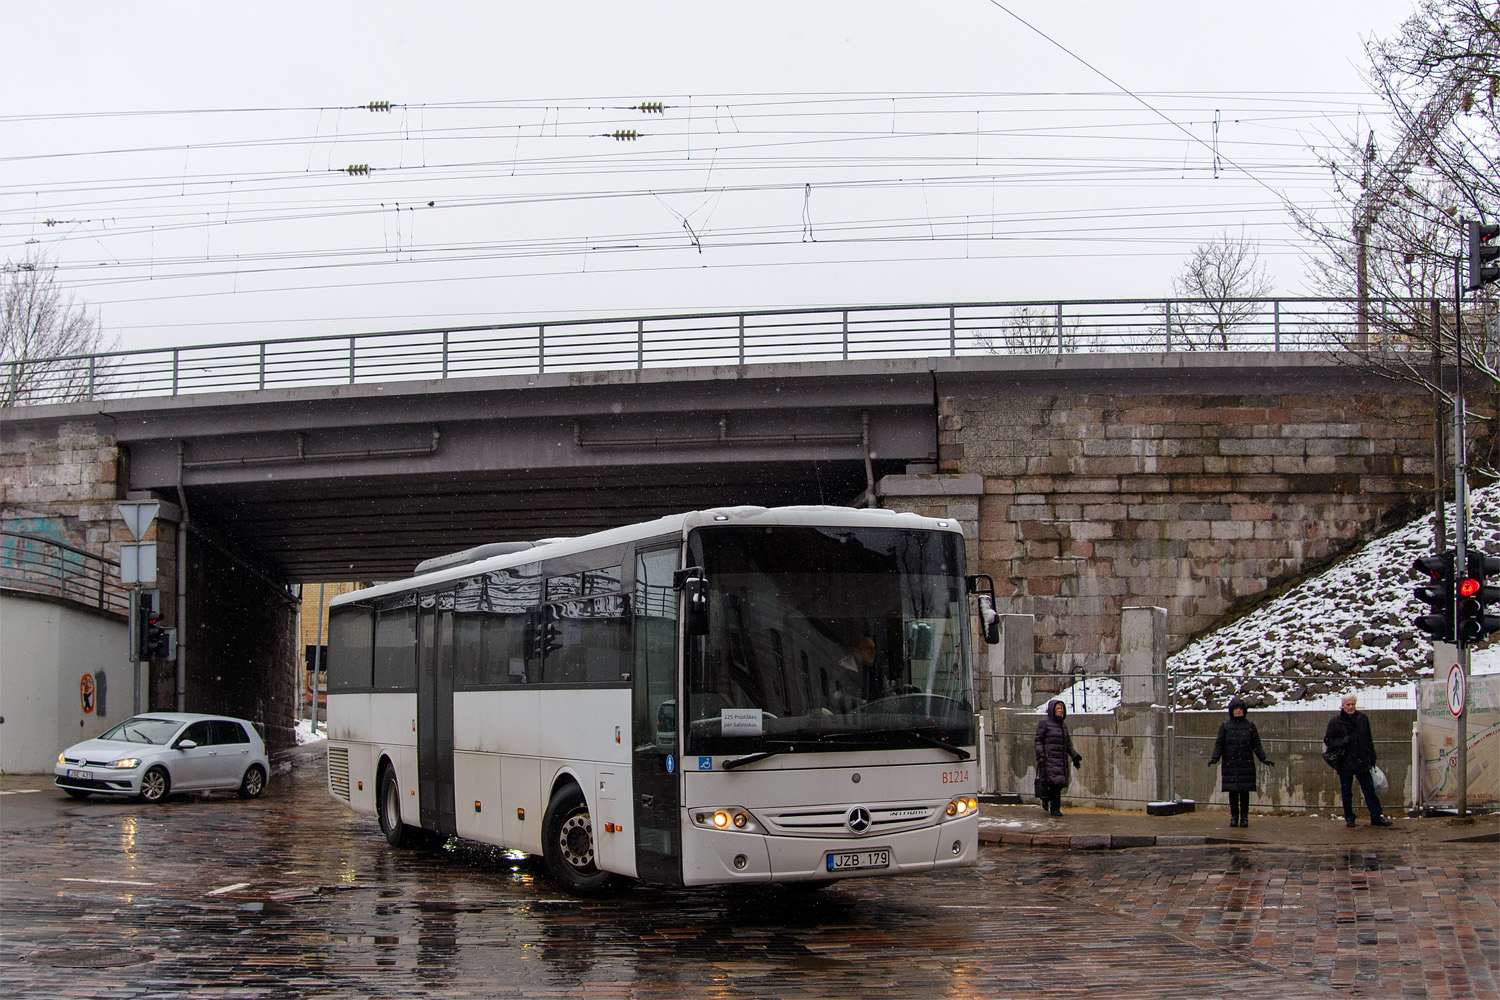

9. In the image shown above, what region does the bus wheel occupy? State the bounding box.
[542,784,621,896]
[378,767,420,848]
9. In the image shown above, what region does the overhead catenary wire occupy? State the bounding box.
[2,84,1405,344]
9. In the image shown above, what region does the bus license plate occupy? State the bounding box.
[67,769,92,780]
[827,849,890,872]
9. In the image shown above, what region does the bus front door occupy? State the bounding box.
[632,546,682,885]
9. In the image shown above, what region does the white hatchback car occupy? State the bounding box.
[55,712,269,803]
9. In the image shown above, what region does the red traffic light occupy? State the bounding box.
[1460,577,1481,597]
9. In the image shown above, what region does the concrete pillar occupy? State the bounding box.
[1120,606,1167,706]
[993,613,1034,707]
[985,614,1034,796]
[1117,605,1191,811]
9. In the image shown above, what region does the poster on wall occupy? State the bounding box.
[1416,674,1500,808]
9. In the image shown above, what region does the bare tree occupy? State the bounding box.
[1168,231,1274,349]
[1293,0,1500,391]
[2,251,115,406]
[973,304,1079,355]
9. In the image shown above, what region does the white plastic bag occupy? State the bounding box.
[1370,765,1389,794]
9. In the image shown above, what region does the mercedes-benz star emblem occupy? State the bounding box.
[846,806,872,834]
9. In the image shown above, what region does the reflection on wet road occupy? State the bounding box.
[1,746,1494,999]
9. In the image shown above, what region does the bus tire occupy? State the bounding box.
[378,766,421,848]
[542,784,621,896]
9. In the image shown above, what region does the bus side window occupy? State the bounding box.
[327,605,374,692]
[480,567,539,685]
[373,597,418,691]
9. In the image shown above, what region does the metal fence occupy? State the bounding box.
[1,297,1420,405]
[0,530,129,615]
[984,670,1418,813]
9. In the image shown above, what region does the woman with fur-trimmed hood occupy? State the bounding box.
[1207,696,1274,828]
[1034,699,1082,817]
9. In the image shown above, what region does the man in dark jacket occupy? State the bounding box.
[1207,696,1274,828]
[1324,694,1393,828]
[1034,699,1082,817]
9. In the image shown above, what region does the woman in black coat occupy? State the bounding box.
[1034,699,1082,817]
[1207,696,1273,828]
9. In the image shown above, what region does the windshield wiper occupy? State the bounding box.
[722,739,843,770]
[822,729,971,760]
[721,730,969,770]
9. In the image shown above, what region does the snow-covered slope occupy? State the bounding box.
[1164,484,1500,709]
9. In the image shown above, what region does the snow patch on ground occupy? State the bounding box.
[295,719,327,745]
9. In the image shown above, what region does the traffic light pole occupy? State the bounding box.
[1453,256,1470,818]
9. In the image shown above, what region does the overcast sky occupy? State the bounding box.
[1,1,1420,351]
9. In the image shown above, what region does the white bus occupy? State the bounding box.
[325,505,998,893]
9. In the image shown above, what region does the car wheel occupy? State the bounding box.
[237,764,266,799]
[138,766,171,803]
[63,789,91,800]
[541,783,621,896]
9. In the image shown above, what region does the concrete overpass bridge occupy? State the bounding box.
[1,298,1439,754]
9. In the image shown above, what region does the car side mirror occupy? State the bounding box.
[175,739,198,750]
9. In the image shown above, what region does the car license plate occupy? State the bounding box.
[66,769,93,780]
[826,849,890,872]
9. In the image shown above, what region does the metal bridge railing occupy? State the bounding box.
[0,296,1430,406]
[0,530,129,615]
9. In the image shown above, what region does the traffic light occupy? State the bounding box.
[531,606,562,660]
[1412,551,1455,642]
[129,588,175,661]
[1468,220,1500,290]
[1455,550,1500,644]
[129,589,149,661]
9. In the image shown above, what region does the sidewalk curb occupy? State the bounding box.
[978,824,1498,850]
[981,827,1206,849]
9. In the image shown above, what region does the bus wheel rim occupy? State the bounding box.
[558,812,596,871]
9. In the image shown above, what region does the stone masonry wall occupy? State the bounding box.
[3,416,296,747]
[1,418,128,558]
[882,391,1432,689]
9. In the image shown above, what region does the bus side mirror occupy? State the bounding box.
[976,595,1000,646]
[674,567,710,636]
[907,621,934,660]
[967,574,1001,646]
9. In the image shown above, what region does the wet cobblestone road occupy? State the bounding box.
[2,748,1495,999]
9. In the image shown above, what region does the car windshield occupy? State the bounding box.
[98,717,184,745]
[683,524,975,757]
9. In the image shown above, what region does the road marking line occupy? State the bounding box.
[61,878,156,886]
[207,882,251,895]
[0,789,41,795]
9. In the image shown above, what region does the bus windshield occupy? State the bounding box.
[683,523,975,757]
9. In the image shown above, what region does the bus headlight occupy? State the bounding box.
[691,807,758,832]
[944,795,979,818]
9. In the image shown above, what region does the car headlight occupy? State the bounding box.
[57,753,67,767]
[105,758,141,769]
